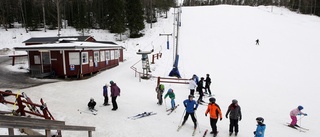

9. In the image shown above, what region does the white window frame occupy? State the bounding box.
[100,51,105,62]
[82,52,89,64]
[94,51,99,63]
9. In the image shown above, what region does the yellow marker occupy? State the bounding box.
[13,91,20,110]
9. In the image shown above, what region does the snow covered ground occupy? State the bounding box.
[1,5,320,137]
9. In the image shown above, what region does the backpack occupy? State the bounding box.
[159,84,165,91]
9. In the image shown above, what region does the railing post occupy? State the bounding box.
[151,54,155,64]
[8,128,14,135]
[88,131,93,137]
[45,129,51,137]
[157,77,160,87]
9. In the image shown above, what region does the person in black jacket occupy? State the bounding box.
[204,74,212,95]
[196,77,205,104]
[87,98,96,110]
[225,99,242,136]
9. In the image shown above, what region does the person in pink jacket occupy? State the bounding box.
[289,106,307,127]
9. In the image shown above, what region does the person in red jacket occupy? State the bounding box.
[110,80,120,111]
[205,97,222,137]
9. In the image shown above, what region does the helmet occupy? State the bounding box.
[232,99,238,104]
[201,77,204,80]
[206,74,209,76]
[209,97,216,103]
[298,106,304,110]
[256,117,264,123]
[188,95,194,98]
[110,80,114,84]
[168,88,173,92]
[90,98,94,101]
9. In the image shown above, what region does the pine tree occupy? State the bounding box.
[126,0,145,38]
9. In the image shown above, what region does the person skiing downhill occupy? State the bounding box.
[254,117,266,137]
[164,88,175,110]
[205,97,222,136]
[181,95,199,129]
[225,99,242,136]
[110,80,120,111]
[87,98,96,110]
[289,106,307,127]
[103,83,110,106]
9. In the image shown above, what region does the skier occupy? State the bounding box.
[205,97,222,136]
[196,77,205,104]
[289,106,307,127]
[155,84,165,105]
[103,83,110,106]
[164,88,175,110]
[188,78,197,96]
[192,74,199,84]
[87,98,96,110]
[225,99,242,136]
[256,39,259,45]
[254,117,266,137]
[110,80,120,111]
[204,74,212,95]
[181,95,199,130]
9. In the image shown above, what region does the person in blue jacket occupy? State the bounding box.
[181,95,199,129]
[103,83,110,106]
[254,117,266,137]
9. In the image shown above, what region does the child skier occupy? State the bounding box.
[164,88,175,110]
[254,117,266,137]
[103,83,110,106]
[289,106,307,127]
[87,98,96,110]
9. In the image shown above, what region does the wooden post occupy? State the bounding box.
[151,55,155,64]
[157,77,160,87]
[8,128,14,135]
[45,129,51,137]
[12,56,15,66]
[88,131,92,137]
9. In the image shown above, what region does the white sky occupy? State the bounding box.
[1,5,320,137]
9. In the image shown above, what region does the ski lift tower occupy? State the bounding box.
[137,49,154,79]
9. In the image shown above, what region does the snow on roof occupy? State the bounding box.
[14,41,123,51]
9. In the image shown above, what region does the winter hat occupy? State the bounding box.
[209,97,216,103]
[168,88,173,92]
[90,98,94,101]
[110,80,114,84]
[232,99,238,104]
[188,95,194,98]
[298,106,304,110]
[256,117,264,123]
[201,77,204,80]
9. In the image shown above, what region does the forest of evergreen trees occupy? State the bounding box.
[0,0,319,38]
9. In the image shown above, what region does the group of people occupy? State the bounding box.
[189,74,212,104]
[87,80,121,111]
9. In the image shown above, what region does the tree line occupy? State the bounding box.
[1,0,319,38]
[183,0,320,16]
[0,0,175,38]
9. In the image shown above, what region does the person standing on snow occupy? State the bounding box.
[289,106,307,127]
[196,77,205,104]
[204,74,212,95]
[164,88,175,110]
[225,99,242,136]
[254,117,266,137]
[181,95,199,129]
[205,97,222,136]
[87,98,96,110]
[110,80,120,111]
[103,83,110,106]
[188,78,197,96]
[156,84,165,105]
[192,74,199,84]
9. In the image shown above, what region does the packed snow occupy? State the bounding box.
[1,5,320,137]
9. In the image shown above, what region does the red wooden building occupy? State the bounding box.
[14,36,124,78]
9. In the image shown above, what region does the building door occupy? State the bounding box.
[41,52,51,73]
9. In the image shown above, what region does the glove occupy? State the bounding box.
[220,118,222,121]
[239,117,242,121]
[304,113,308,116]
[194,108,197,111]
[225,115,228,119]
[205,114,207,117]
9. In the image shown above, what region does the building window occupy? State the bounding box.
[94,51,99,62]
[82,52,88,64]
[105,50,110,60]
[69,52,80,65]
[100,51,105,62]
[110,50,114,60]
[34,55,40,64]
[115,50,120,59]
[42,52,51,65]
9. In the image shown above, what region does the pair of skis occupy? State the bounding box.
[286,123,309,132]
[166,104,179,115]
[78,108,98,115]
[176,125,198,136]
[128,112,157,120]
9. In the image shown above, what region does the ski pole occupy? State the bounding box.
[164,98,168,111]
[178,109,186,126]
